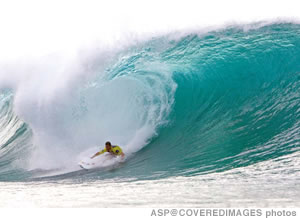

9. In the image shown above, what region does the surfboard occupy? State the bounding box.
[78,160,95,170]
[78,153,123,170]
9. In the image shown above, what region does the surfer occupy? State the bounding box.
[91,141,125,159]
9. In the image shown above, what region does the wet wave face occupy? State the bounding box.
[0,23,300,181]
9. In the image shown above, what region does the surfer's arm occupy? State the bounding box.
[90,149,106,159]
[90,152,100,159]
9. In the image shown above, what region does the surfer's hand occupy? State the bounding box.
[121,153,125,159]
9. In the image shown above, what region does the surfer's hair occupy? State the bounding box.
[105,141,111,146]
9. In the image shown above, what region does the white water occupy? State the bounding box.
[1,152,300,207]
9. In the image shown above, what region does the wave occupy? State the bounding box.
[0,23,300,181]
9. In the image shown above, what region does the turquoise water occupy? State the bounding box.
[0,23,300,207]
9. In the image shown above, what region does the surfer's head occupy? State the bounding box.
[105,141,112,151]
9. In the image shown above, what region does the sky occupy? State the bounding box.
[0,0,299,60]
